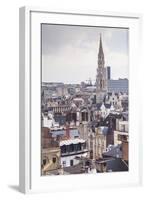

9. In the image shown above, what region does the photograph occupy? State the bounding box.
[41,24,129,176]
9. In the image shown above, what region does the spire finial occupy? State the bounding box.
[99,33,103,55]
[100,33,102,42]
[98,33,105,68]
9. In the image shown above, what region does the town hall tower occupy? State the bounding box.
[96,34,107,103]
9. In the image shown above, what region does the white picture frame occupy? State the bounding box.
[19,6,142,194]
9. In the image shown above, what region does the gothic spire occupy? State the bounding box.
[98,34,105,67]
[99,34,104,55]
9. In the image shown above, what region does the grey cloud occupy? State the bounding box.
[42,24,128,55]
[42,24,129,83]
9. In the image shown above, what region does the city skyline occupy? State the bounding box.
[42,24,129,84]
[41,24,129,175]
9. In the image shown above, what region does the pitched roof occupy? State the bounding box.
[59,138,85,146]
[103,144,122,158]
[96,103,111,110]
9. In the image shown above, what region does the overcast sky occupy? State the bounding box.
[42,24,129,84]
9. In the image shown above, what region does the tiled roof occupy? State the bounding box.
[60,138,85,146]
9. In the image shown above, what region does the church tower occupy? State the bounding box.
[96,34,107,103]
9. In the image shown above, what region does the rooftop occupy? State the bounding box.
[60,138,85,146]
[103,144,122,158]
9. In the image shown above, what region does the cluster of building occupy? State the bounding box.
[41,35,129,175]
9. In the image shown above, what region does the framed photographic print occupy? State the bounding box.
[19,7,142,193]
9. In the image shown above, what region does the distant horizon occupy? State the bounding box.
[42,77,129,85]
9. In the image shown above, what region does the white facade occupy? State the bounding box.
[61,152,88,167]
[42,113,59,128]
[60,138,88,167]
[114,120,129,145]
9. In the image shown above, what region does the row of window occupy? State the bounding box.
[61,143,86,154]
[42,157,57,166]
[62,159,74,167]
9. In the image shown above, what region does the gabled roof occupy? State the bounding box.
[96,103,111,110]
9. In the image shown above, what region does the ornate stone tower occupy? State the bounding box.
[96,34,107,103]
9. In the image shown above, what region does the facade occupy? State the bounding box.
[56,86,68,96]
[114,120,128,145]
[88,127,107,160]
[60,138,88,167]
[48,105,71,114]
[78,122,89,141]
[41,127,61,175]
[107,79,128,93]
[95,127,107,159]
[114,120,129,161]
[42,147,61,175]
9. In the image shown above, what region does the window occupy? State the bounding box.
[85,112,88,121]
[90,150,93,159]
[52,157,56,163]
[75,143,81,151]
[82,142,86,150]
[70,160,73,166]
[61,145,66,154]
[66,145,70,153]
[74,144,78,152]
[82,112,85,121]
[120,124,125,132]
[63,161,66,167]
[70,144,74,152]
[43,159,47,166]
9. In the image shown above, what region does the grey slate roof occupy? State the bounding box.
[106,158,128,172]
[51,129,79,139]
[103,144,122,158]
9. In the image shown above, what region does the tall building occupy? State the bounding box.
[106,66,111,80]
[107,78,128,93]
[96,34,107,103]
